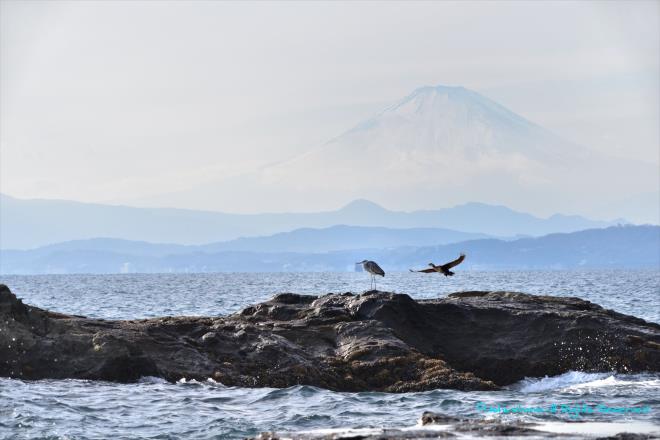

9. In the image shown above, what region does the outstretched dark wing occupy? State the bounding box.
[441,253,465,270]
[409,268,436,273]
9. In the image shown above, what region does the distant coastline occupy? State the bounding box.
[1,225,657,274]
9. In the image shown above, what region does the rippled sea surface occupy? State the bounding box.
[0,271,659,439]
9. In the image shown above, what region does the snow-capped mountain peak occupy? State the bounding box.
[261,84,574,196]
[132,84,656,215]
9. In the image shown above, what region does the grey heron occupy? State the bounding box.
[356,260,385,290]
[410,253,466,276]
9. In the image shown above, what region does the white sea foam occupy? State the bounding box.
[535,421,660,436]
[514,371,660,393]
[566,375,620,390]
[567,375,660,391]
[137,376,169,385]
[513,371,613,393]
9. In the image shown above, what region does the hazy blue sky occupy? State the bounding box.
[1,1,658,215]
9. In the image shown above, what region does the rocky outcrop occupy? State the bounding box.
[0,284,658,391]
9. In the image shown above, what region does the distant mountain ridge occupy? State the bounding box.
[1,225,489,257]
[0,193,620,249]
[1,225,656,274]
[201,225,490,253]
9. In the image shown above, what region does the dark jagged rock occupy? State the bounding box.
[0,284,658,391]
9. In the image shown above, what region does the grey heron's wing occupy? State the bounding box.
[366,261,385,276]
[441,253,466,270]
[410,268,436,273]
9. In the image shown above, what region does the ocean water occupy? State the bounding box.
[0,270,658,439]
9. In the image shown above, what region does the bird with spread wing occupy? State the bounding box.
[410,253,466,276]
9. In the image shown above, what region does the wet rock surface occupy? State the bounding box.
[0,284,658,391]
[251,411,658,439]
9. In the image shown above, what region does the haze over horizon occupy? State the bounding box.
[1,1,658,223]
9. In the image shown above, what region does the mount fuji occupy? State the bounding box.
[133,85,657,218]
